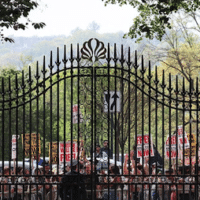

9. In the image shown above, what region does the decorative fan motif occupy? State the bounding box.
[81,38,106,62]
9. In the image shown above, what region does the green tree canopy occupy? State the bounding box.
[102,0,200,42]
[0,0,46,43]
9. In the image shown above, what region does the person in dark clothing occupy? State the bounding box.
[100,140,113,159]
[85,159,100,199]
[58,160,86,200]
[94,145,101,158]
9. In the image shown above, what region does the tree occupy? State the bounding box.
[0,0,45,43]
[143,12,200,84]
[102,0,200,42]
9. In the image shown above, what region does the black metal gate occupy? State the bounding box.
[0,38,199,200]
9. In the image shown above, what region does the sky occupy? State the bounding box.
[3,0,138,37]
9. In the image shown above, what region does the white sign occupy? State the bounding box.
[165,135,177,159]
[73,104,83,124]
[177,126,190,150]
[12,135,20,159]
[104,91,121,113]
[59,141,78,164]
[136,135,154,158]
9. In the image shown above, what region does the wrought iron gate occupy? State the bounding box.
[0,38,199,200]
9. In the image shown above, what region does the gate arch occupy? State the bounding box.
[0,38,199,199]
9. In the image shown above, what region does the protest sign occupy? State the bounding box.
[136,135,154,158]
[49,142,58,164]
[184,133,196,157]
[59,141,78,163]
[177,126,190,150]
[22,133,41,157]
[12,135,20,159]
[165,135,178,159]
[73,104,83,124]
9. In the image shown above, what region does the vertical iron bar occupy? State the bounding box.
[134,50,138,198]
[49,51,53,200]
[63,48,67,174]
[55,47,61,200]
[168,73,172,199]
[154,66,160,199]
[182,77,185,199]
[62,44,67,197]
[35,62,39,200]
[28,66,32,200]
[94,56,97,200]
[8,76,11,200]
[148,61,151,200]
[15,73,19,200]
[90,53,94,199]
[77,43,81,200]
[189,78,192,196]
[120,44,124,200]
[141,55,145,200]
[70,44,73,171]
[107,42,110,200]
[161,70,165,200]
[42,56,46,200]
[1,78,5,200]
[195,78,199,199]
[175,75,179,198]
[114,43,118,197]
[22,70,26,200]
[127,46,131,200]
[50,52,53,187]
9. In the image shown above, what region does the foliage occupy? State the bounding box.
[0,0,46,43]
[102,0,200,42]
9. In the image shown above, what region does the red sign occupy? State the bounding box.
[136,135,154,158]
[166,135,177,145]
[137,135,150,145]
[137,146,154,157]
[165,135,178,159]
[59,141,78,163]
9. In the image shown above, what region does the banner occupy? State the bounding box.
[12,135,20,159]
[184,133,196,157]
[136,135,154,158]
[165,135,178,159]
[177,126,190,150]
[59,141,78,163]
[49,142,58,164]
[73,104,83,124]
[22,133,41,157]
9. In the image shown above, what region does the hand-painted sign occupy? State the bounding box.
[177,126,190,150]
[49,142,58,164]
[12,135,20,159]
[22,133,41,157]
[136,135,154,158]
[59,141,78,163]
[165,135,177,159]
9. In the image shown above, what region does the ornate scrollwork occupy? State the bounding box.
[81,38,106,63]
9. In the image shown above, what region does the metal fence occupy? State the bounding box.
[0,38,199,200]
